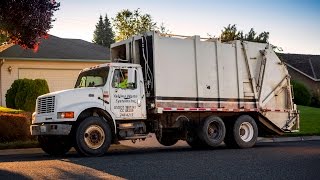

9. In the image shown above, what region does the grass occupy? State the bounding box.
[0,140,39,150]
[0,106,23,114]
[296,105,320,135]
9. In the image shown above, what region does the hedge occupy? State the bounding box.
[5,79,49,112]
[0,112,34,143]
[291,80,311,106]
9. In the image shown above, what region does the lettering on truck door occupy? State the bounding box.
[110,68,143,119]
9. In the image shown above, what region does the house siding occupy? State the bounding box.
[287,67,320,96]
[0,59,106,107]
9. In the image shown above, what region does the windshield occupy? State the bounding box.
[75,67,109,88]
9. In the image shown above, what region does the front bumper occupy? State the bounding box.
[30,124,72,136]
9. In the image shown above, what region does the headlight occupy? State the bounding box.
[57,112,74,119]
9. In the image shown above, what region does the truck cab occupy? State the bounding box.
[31,63,148,156]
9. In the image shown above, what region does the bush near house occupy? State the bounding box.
[310,93,320,108]
[291,80,311,106]
[5,79,49,112]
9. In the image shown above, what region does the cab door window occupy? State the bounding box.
[112,69,137,89]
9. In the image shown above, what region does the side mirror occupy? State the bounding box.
[127,68,136,89]
[128,68,135,84]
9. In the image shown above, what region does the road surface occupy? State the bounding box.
[0,136,320,179]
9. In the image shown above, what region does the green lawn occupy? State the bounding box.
[0,106,23,114]
[0,140,39,150]
[297,105,320,135]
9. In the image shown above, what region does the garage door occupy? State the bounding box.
[18,68,82,92]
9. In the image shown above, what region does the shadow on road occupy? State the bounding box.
[0,170,31,179]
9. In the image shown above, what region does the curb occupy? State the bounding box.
[258,136,320,143]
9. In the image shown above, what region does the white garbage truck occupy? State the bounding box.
[30,31,299,156]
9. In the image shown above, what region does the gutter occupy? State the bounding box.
[0,59,4,106]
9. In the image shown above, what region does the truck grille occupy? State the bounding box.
[37,96,55,114]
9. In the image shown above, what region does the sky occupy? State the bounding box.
[49,0,320,55]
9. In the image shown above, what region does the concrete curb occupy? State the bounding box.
[258,136,320,143]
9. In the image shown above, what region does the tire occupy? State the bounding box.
[74,116,112,157]
[224,115,258,149]
[198,116,226,147]
[38,135,72,156]
[186,130,209,149]
[156,132,178,146]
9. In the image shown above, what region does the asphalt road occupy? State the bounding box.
[0,136,320,180]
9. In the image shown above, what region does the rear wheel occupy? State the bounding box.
[74,116,112,156]
[156,132,178,146]
[38,135,72,156]
[198,116,226,147]
[224,115,258,148]
[186,130,209,149]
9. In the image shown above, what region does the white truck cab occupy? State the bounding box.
[31,63,148,156]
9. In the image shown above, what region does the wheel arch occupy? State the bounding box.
[74,107,116,141]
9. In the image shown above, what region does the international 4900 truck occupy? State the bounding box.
[30,31,299,156]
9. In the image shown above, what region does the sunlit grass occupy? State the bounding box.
[0,106,23,114]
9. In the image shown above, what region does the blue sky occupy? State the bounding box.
[49,0,320,54]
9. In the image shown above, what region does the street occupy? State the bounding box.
[0,136,320,180]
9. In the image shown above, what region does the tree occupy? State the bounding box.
[103,14,115,48]
[220,24,269,43]
[0,0,60,49]
[93,15,105,46]
[113,9,157,41]
[93,14,114,48]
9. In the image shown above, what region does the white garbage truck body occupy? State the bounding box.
[30,31,299,156]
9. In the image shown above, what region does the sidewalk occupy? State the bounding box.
[258,136,320,143]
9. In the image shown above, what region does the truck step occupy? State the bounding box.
[123,134,149,140]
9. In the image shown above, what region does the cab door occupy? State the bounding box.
[109,67,146,119]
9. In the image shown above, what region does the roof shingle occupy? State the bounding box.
[278,53,320,80]
[0,35,110,60]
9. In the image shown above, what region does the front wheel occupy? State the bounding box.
[74,116,112,157]
[38,135,72,156]
[224,115,258,148]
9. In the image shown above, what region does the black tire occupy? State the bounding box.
[38,135,72,156]
[198,116,226,147]
[156,132,178,146]
[224,115,258,149]
[186,130,210,149]
[74,116,112,157]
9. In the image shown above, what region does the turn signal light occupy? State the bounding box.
[57,112,74,119]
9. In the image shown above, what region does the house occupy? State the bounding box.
[0,35,110,107]
[278,53,320,96]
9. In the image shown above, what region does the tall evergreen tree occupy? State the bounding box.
[93,14,114,48]
[103,14,115,48]
[93,15,105,46]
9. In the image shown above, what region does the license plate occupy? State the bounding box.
[40,126,46,133]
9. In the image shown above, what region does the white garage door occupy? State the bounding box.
[19,68,81,92]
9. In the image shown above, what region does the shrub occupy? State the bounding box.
[311,93,320,108]
[291,80,311,106]
[5,79,50,112]
[0,112,34,143]
[5,79,23,109]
